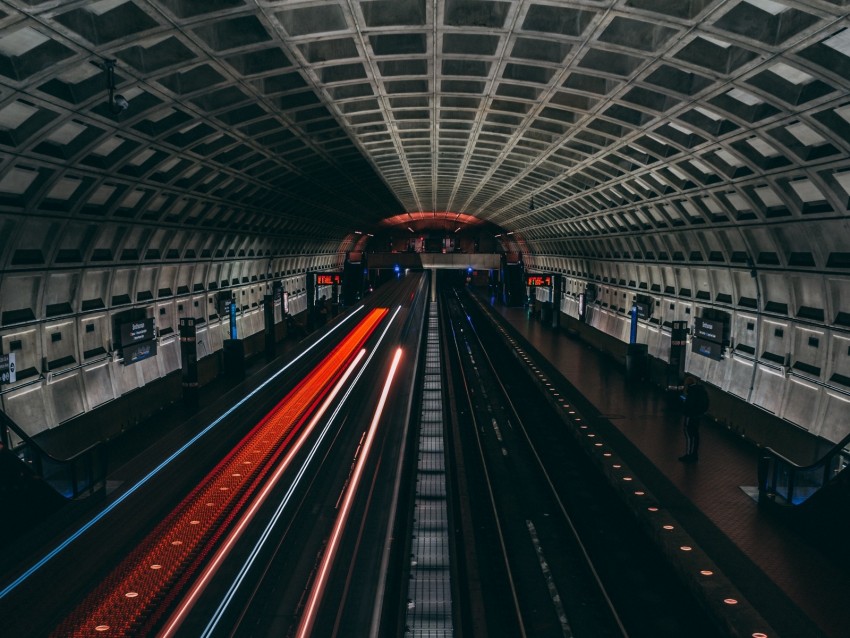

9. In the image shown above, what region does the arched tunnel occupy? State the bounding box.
[0,0,850,636]
[0,2,850,636]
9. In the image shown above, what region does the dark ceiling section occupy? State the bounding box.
[0,0,848,270]
[0,0,401,241]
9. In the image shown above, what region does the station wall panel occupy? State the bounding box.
[196,325,211,359]
[760,318,790,365]
[732,311,758,354]
[762,272,793,317]
[732,270,758,308]
[1,273,42,327]
[826,333,850,390]
[2,384,49,439]
[176,263,194,295]
[47,372,85,425]
[207,319,224,353]
[136,267,158,302]
[685,346,710,380]
[43,319,77,372]
[791,274,827,324]
[113,357,142,396]
[751,364,785,414]
[826,277,850,328]
[156,300,175,338]
[82,360,115,410]
[780,376,821,431]
[615,314,630,342]
[791,325,826,380]
[43,272,78,319]
[206,262,221,290]
[159,338,180,375]
[79,313,109,360]
[2,326,41,382]
[708,349,732,389]
[110,268,136,307]
[79,269,110,312]
[290,293,307,316]
[818,390,850,442]
[136,355,161,386]
[646,325,665,361]
[726,355,754,399]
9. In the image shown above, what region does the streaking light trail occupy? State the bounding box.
[199,305,403,638]
[51,309,387,636]
[159,348,368,637]
[296,346,404,638]
[0,307,364,601]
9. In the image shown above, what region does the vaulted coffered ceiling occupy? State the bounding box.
[0,0,849,272]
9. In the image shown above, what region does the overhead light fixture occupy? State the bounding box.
[101,59,129,114]
[494,234,501,238]
[454,227,461,233]
[507,231,514,235]
[407,226,414,233]
[354,230,362,234]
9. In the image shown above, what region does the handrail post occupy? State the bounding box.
[758,451,772,505]
[70,461,77,499]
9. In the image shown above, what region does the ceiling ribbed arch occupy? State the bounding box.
[0,0,846,272]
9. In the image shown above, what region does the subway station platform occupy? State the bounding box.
[482,297,849,638]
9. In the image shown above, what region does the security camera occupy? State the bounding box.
[111,94,129,112]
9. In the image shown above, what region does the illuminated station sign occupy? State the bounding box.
[316,273,342,286]
[525,274,552,287]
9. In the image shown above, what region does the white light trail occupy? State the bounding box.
[159,348,368,638]
[296,347,403,638]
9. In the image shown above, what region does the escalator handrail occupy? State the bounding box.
[0,409,107,497]
[759,430,850,504]
[760,430,850,473]
[0,409,105,463]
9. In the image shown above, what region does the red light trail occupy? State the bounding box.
[52,308,387,637]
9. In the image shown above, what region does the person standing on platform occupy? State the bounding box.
[679,376,709,463]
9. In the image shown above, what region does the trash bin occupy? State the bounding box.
[626,343,648,381]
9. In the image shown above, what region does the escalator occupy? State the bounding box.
[758,433,850,562]
[0,410,107,544]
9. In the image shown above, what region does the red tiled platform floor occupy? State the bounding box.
[490,302,850,638]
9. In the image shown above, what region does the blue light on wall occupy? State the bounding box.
[229,300,237,340]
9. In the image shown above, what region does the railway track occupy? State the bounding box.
[442,285,721,638]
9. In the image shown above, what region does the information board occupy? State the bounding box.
[123,340,157,365]
[316,273,342,286]
[120,317,155,346]
[0,353,16,384]
[120,317,156,366]
[694,316,722,343]
[692,336,723,361]
[525,274,552,287]
[634,301,651,319]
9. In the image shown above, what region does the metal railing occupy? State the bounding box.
[0,410,107,499]
[758,432,850,506]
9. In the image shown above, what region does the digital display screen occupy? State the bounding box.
[694,317,722,343]
[692,337,723,360]
[124,340,157,365]
[120,317,154,346]
[316,273,342,286]
[526,274,552,287]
